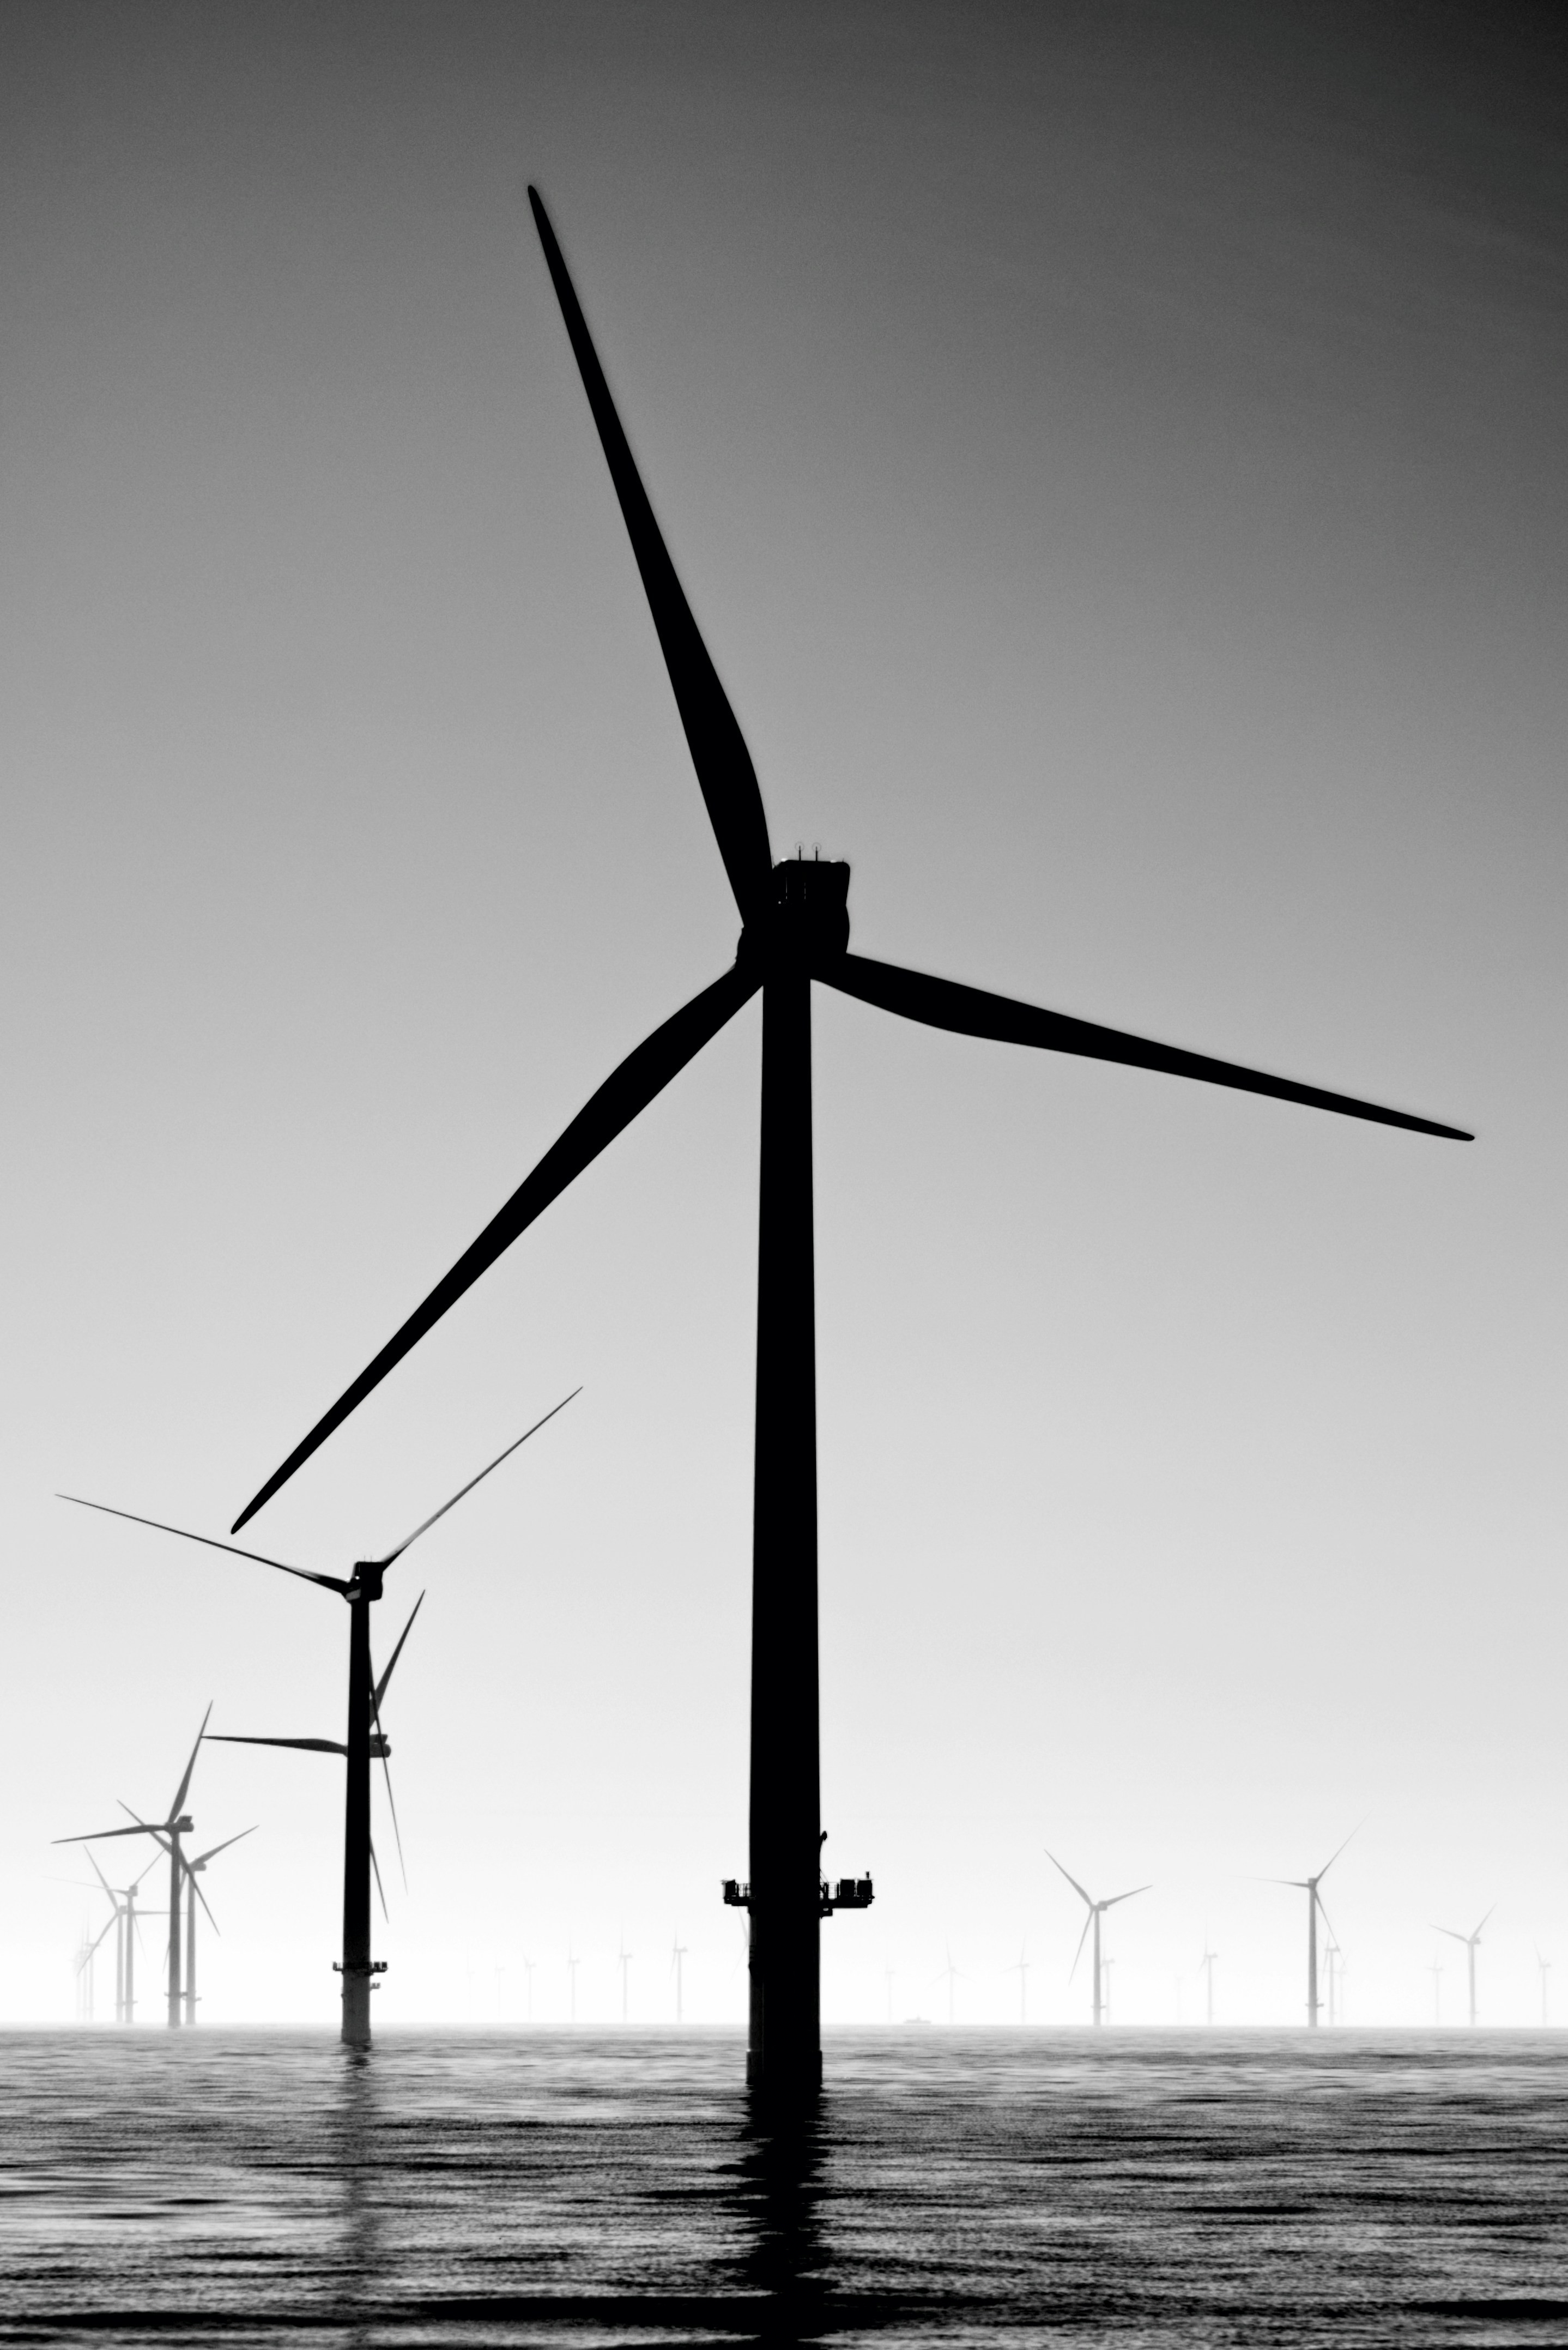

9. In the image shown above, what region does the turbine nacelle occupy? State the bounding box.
[738,856,851,976]
[349,1562,388,1603]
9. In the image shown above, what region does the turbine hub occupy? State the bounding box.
[738,855,850,975]
[349,1561,386,1602]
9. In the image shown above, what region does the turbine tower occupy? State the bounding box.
[225,193,1469,2107]
[55,1709,211,2026]
[1006,1942,1031,2026]
[63,1398,573,2045]
[1046,1850,1148,2027]
[671,1932,688,2024]
[617,1937,633,2025]
[1272,1833,1354,2027]
[1536,1946,1552,2027]
[1436,1909,1492,2027]
[1199,1938,1219,2026]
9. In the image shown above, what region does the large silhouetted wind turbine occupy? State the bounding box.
[1046,1850,1148,2026]
[1436,1908,1492,2027]
[1272,1833,1353,2027]
[56,1709,211,2026]
[226,191,1468,2102]
[62,1395,574,2044]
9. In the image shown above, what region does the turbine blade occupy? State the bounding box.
[823,956,1471,1141]
[372,1594,425,1712]
[527,189,773,923]
[371,1675,408,1894]
[1068,1911,1092,1984]
[370,1835,389,1924]
[188,1872,221,1937]
[53,1823,164,1846]
[1316,1893,1339,1947]
[82,1911,118,1965]
[131,1856,160,1893]
[205,1735,347,1755]
[232,962,758,1531]
[1433,1925,1468,1944]
[84,1848,115,1900]
[1043,1847,1094,1910]
[1473,1907,1494,1940]
[376,1386,579,1565]
[1104,1884,1152,1910]
[190,1826,257,1869]
[1317,1826,1360,1883]
[120,1807,173,1857]
[169,1703,213,1819]
[59,1496,350,1594]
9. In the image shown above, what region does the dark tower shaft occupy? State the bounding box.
[748,970,821,2089]
[1307,1886,1319,2027]
[184,1872,197,2026]
[341,1590,374,2047]
[166,1829,183,2028]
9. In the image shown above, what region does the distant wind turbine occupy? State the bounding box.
[1006,1942,1032,2026]
[1427,1954,1444,2026]
[671,1932,688,2025]
[225,185,1469,2110]
[77,1850,158,2025]
[567,1945,580,2025]
[1046,1850,1149,2027]
[1199,1937,1219,2026]
[62,1393,574,2045]
[1536,1946,1552,2027]
[132,1822,255,2027]
[1269,1831,1354,2027]
[1435,1910,1492,2027]
[617,1936,633,2024]
[936,1946,963,2026]
[55,1708,211,2027]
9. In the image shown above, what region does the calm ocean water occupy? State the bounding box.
[1,2029,1565,2345]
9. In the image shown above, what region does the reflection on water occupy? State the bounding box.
[2,2030,1567,2343]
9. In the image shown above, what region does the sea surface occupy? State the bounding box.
[1,2029,1566,2346]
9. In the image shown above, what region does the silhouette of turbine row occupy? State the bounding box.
[56,1396,576,2040]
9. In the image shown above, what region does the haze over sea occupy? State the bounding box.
[3,2031,1566,2346]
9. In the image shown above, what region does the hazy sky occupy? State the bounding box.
[4,1,1564,2028]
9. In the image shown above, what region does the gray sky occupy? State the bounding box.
[4,0,1564,2028]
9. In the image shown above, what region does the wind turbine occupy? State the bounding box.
[226,191,1470,2105]
[522,1954,536,2022]
[132,1821,256,2027]
[936,1945,963,2026]
[1536,1945,1551,2026]
[1271,1832,1354,2027]
[1046,1850,1149,2027]
[63,1397,574,2045]
[1006,1942,1031,2026]
[671,1931,688,2024]
[55,1709,211,2026]
[1427,1954,1444,2025]
[617,1936,633,2024]
[1199,1937,1219,2025]
[1435,1909,1492,2027]
[80,1850,156,2023]
[567,1944,580,2024]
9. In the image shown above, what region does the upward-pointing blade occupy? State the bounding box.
[1044,1848,1094,1911]
[825,956,1471,1140]
[169,1703,213,1821]
[233,960,758,1530]
[528,189,774,925]
[376,1392,577,1566]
